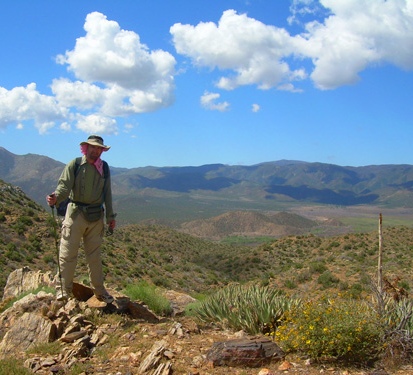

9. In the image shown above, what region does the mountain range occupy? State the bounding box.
[1,146,413,229]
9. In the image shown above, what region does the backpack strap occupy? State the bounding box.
[74,157,82,177]
[102,160,109,179]
[101,160,110,204]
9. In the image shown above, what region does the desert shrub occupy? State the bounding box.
[296,269,312,283]
[152,275,172,289]
[28,235,42,253]
[378,298,413,366]
[5,242,22,261]
[26,341,62,356]
[6,242,17,252]
[0,359,31,375]
[348,283,364,299]
[275,297,382,364]
[43,254,55,264]
[17,215,33,226]
[190,283,301,335]
[123,281,173,316]
[284,279,297,289]
[309,261,327,274]
[317,270,340,289]
[12,222,26,235]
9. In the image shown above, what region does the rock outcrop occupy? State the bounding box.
[0,268,286,374]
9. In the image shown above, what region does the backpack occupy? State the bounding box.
[56,158,109,216]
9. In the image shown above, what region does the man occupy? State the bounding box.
[46,135,116,303]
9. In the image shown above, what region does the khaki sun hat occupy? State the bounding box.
[80,135,110,151]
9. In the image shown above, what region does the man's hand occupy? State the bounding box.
[46,193,57,207]
[107,219,116,235]
[108,219,116,230]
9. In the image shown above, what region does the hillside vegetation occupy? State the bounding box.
[1,178,412,302]
[3,178,413,373]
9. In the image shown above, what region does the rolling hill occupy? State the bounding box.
[1,178,412,303]
[1,146,413,229]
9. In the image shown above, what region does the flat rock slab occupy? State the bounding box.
[72,282,94,301]
[206,337,284,368]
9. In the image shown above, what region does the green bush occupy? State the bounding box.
[190,283,301,335]
[123,281,173,316]
[309,261,327,274]
[284,279,297,289]
[317,270,340,289]
[275,297,382,364]
[0,359,31,375]
[152,275,172,289]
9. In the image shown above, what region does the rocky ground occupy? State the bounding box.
[1,268,413,375]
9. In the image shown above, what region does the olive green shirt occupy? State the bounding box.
[55,156,116,221]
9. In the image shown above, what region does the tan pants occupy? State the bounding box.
[58,210,106,296]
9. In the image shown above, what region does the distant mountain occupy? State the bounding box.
[0,147,66,204]
[1,147,413,225]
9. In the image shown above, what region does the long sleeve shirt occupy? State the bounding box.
[55,156,116,221]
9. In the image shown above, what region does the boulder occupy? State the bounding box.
[206,337,284,368]
[0,311,55,358]
[2,266,55,301]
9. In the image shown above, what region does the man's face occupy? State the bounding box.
[86,145,104,162]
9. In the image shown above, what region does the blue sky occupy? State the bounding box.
[0,0,412,168]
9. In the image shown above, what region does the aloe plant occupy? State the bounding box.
[192,283,301,334]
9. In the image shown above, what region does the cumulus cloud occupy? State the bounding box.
[200,91,230,111]
[0,83,67,134]
[1,2,412,134]
[287,0,329,25]
[171,1,413,90]
[0,11,176,134]
[171,10,305,91]
[59,13,162,87]
[301,0,413,89]
[54,11,177,130]
[76,114,118,134]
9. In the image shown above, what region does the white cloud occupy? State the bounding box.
[51,79,106,110]
[171,1,413,90]
[1,3,412,135]
[200,91,230,111]
[75,114,118,135]
[288,0,329,25]
[60,122,71,132]
[302,0,413,89]
[56,12,176,111]
[0,12,176,135]
[252,104,260,112]
[171,10,304,91]
[123,123,134,133]
[0,83,67,134]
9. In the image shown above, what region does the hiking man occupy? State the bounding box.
[46,135,116,303]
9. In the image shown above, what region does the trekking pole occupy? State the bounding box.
[49,197,64,298]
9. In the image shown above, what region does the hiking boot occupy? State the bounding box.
[95,292,114,304]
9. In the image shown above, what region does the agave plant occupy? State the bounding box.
[192,283,301,335]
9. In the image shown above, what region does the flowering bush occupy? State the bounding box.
[275,296,383,363]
